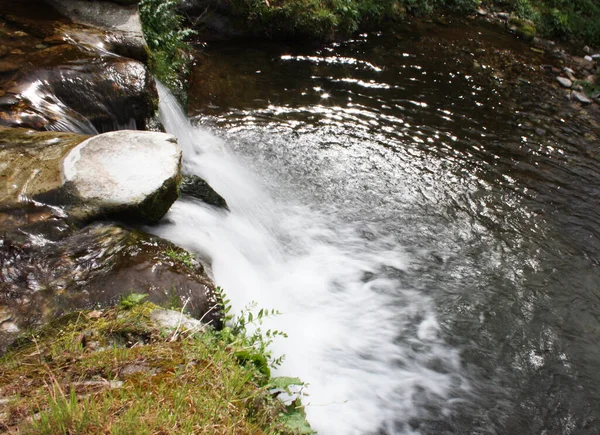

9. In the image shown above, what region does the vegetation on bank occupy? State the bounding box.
[137,0,599,99]
[507,0,600,46]
[225,0,600,45]
[0,301,313,434]
[228,0,476,40]
[139,0,195,96]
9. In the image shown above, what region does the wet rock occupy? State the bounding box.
[556,77,572,88]
[0,0,155,132]
[61,130,182,223]
[1,53,157,133]
[47,57,158,132]
[47,0,144,36]
[47,0,148,63]
[180,175,228,209]
[476,8,487,16]
[572,91,592,105]
[0,223,222,353]
[0,127,88,208]
[0,128,181,223]
[0,61,19,73]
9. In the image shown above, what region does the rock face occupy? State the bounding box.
[0,223,222,354]
[180,175,229,209]
[0,0,156,133]
[46,0,148,62]
[62,130,182,223]
[0,127,88,208]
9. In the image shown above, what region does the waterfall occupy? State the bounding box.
[151,82,466,435]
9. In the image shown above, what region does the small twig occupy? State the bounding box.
[169,297,191,342]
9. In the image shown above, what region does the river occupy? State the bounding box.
[151,21,600,435]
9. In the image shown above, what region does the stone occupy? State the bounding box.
[584,55,593,62]
[0,61,19,73]
[556,77,572,88]
[42,0,148,62]
[496,12,509,19]
[61,130,182,223]
[572,91,592,105]
[476,7,487,16]
[0,223,222,353]
[46,0,144,36]
[583,46,591,54]
[1,31,156,132]
[150,309,206,333]
[563,67,577,81]
[0,127,87,208]
[180,175,228,209]
[45,57,157,131]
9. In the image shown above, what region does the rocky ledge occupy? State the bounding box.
[0,0,226,357]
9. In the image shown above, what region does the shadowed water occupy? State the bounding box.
[153,21,600,435]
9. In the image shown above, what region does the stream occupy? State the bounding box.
[151,22,600,435]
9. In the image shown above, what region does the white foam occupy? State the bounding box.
[152,82,466,434]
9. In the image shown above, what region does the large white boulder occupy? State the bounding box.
[61,130,182,223]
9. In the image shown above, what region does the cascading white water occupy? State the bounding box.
[151,82,466,435]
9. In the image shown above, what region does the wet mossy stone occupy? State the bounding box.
[61,130,182,223]
[180,174,228,209]
[0,223,222,354]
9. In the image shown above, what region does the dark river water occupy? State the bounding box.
[160,20,600,435]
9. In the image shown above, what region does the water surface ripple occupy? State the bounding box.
[158,22,600,434]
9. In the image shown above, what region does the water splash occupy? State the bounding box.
[21,79,98,135]
[152,82,466,434]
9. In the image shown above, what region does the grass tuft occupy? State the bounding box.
[0,302,312,434]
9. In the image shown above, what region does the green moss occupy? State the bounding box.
[0,303,312,434]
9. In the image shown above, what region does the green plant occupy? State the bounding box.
[164,247,195,268]
[119,292,148,309]
[139,0,195,94]
[215,287,288,378]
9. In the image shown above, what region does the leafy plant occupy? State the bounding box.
[139,0,195,95]
[119,292,148,309]
[164,247,195,268]
[214,287,288,377]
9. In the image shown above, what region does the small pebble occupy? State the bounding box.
[556,76,572,88]
[572,91,592,105]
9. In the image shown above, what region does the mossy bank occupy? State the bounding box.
[0,302,313,434]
